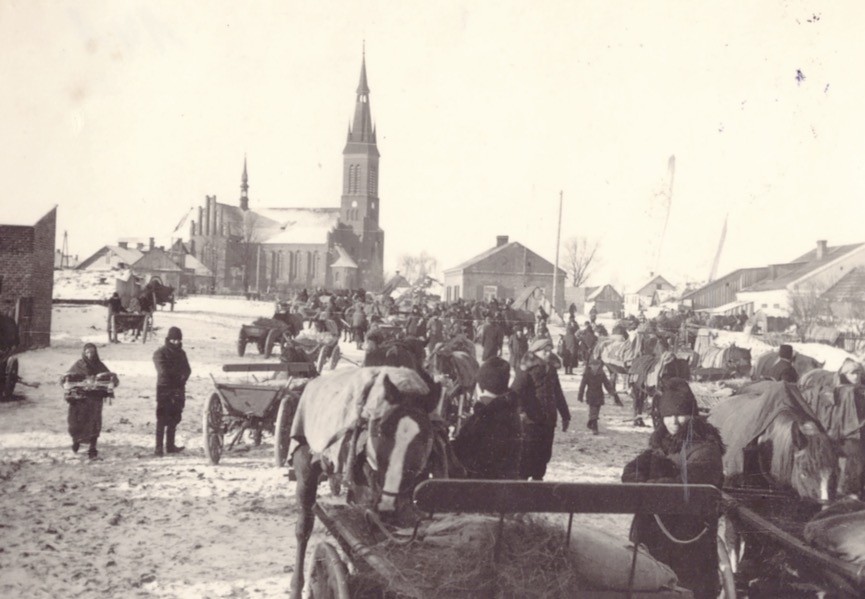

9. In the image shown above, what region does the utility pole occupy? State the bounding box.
[552,190,563,317]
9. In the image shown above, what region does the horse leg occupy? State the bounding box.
[290,444,322,599]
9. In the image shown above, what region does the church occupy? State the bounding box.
[186,53,385,294]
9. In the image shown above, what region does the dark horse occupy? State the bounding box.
[289,367,449,599]
[751,349,823,381]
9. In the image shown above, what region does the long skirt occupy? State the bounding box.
[156,386,185,427]
[67,395,103,443]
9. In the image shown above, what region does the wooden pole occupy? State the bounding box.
[552,190,563,316]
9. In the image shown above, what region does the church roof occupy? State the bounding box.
[331,244,358,269]
[260,208,340,245]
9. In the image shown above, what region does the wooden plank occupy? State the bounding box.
[221,362,315,374]
[413,480,721,517]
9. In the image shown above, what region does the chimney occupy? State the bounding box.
[816,239,828,260]
[136,242,144,250]
[118,241,128,249]
[149,237,155,251]
[496,235,509,247]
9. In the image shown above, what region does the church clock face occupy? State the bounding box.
[351,200,358,208]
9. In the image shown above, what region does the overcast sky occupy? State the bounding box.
[2,1,864,291]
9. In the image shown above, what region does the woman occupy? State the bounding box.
[561,322,580,375]
[62,343,118,459]
[621,378,724,598]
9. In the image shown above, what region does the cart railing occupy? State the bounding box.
[222,362,316,376]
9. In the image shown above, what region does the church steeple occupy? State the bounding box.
[240,156,249,211]
[347,49,375,144]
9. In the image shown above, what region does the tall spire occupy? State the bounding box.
[240,155,249,211]
[347,47,374,144]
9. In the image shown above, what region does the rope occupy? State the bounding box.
[652,514,708,545]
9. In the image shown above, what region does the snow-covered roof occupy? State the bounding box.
[260,208,340,245]
[182,254,213,277]
[331,245,358,269]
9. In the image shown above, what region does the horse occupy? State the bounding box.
[288,367,452,599]
[799,365,865,497]
[691,345,752,381]
[751,349,824,381]
[364,336,428,371]
[592,331,661,391]
[708,381,838,503]
[628,351,691,427]
[426,338,480,432]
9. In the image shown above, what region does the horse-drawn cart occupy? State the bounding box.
[203,362,316,466]
[303,481,724,598]
[107,311,152,343]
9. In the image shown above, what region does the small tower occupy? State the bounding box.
[240,156,249,211]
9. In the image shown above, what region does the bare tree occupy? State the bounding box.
[397,251,438,284]
[788,282,830,341]
[562,236,600,287]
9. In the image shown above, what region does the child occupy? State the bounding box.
[577,358,616,434]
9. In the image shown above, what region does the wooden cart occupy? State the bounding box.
[107,311,152,343]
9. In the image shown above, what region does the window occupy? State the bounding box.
[483,285,498,302]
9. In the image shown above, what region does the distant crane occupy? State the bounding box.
[652,155,676,275]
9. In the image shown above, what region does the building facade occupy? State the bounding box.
[187,54,385,294]
[0,207,56,349]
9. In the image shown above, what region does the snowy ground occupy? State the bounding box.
[1,296,651,598]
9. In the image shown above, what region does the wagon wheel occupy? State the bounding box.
[264,329,280,359]
[237,331,248,357]
[309,541,350,599]
[274,394,296,467]
[717,533,738,598]
[3,357,18,400]
[315,346,328,375]
[107,313,117,343]
[202,392,224,465]
[329,345,341,371]
[141,313,152,344]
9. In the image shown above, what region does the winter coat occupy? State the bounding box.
[452,391,521,480]
[511,353,570,428]
[351,305,367,328]
[509,334,528,369]
[578,367,616,406]
[64,346,117,442]
[768,358,798,384]
[153,342,191,390]
[479,322,504,361]
[621,418,725,599]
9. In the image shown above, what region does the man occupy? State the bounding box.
[350,301,367,350]
[451,357,521,479]
[578,358,617,434]
[622,378,724,598]
[478,315,504,362]
[508,326,528,371]
[152,326,191,456]
[511,336,570,481]
[768,344,798,383]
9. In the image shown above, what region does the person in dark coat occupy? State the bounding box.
[452,357,521,479]
[511,337,570,481]
[580,322,598,363]
[768,344,798,383]
[108,292,126,314]
[478,315,504,362]
[152,326,191,456]
[63,343,118,459]
[426,310,444,356]
[350,302,368,350]
[621,378,725,599]
[562,322,580,375]
[508,326,528,371]
[577,358,616,434]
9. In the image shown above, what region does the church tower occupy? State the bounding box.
[240,156,249,211]
[340,49,384,289]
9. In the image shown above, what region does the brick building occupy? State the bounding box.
[187,53,384,294]
[443,236,566,307]
[0,206,57,348]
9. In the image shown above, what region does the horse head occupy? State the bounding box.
[727,346,752,376]
[365,374,438,519]
[759,411,838,504]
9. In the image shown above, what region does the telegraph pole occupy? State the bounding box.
[552,190,563,317]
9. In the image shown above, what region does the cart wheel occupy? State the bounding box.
[142,313,152,344]
[203,392,224,465]
[274,395,296,467]
[3,357,18,399]
[237,331,247,357]
[107,313,116,343]
[329,345,341,371]
[315,347,328,375]
[717,533,737,599]
[264,329,279,359]
[309,541,350,599]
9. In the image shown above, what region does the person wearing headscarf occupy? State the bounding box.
[152,326,191,456]
[452,357,521,479]
[768,344,798,383]
[621,378,724,599]
[578,358,617,434]
[62,343,118,459]
[510,336,570,481]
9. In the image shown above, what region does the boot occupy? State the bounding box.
[166,425,184,454]
[155,422,165,456]
[88,439,99,459]
[72,441,80,454]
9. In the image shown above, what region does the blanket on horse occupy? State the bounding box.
[799,370,863,442]
[697,346,729,370]
[288,367,430,470]
[594,334,641,370]
[708,381,821,476]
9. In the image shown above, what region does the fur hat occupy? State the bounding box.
[779,344,793,360]
[657,377,697,417]
[528,337,553,353]
[166,326,183,341]
[476,357,510,395]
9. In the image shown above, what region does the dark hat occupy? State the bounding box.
[528,337,553,353]
[476,357,511,395]
[779,344,793,360]
[167,326,183,341]
[657,378,697,417]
